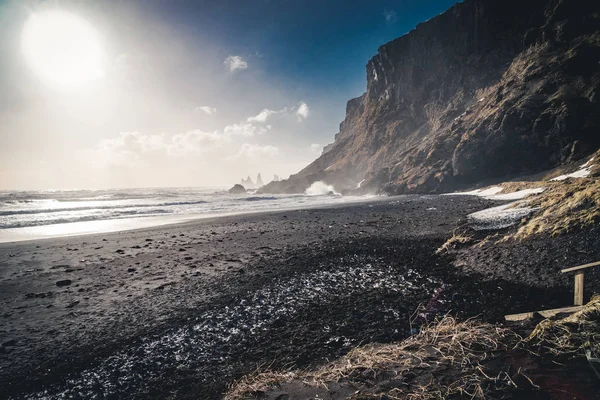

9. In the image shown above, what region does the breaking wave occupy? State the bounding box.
[305,181,340,196]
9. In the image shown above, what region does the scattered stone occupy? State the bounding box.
[56,280,72,287]
[179,248,186,252]
[154,282,176,290]
[184,256,193,260]
[25,292,53,299]
[115,249,125,254]
[65,301,80,309]
[127,268,136,273]
[1,339,18,347]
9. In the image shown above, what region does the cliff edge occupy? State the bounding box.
[261,0,600,195]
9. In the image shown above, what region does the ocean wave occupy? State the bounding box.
[0,200,209,216]
[0,208,173,229]
[244,196,277,202]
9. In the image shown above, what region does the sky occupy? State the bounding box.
[0,0,457,190]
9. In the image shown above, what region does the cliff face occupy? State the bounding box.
[261,0,600,195]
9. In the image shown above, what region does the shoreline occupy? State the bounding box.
[0,194,385,244]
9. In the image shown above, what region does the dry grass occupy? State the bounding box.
[225,317,522,400]
[224,371,297,400]
[497,181,546,194]
[436,229,474,254]
[308,317,520,399]
[511,177,600,240]
[526,295,600,360]
[226,298,600,399]
[424,103,445,133]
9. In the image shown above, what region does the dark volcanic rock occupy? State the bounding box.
[55,280,72,287]
[261,0,600,195]
[228,184,246,194]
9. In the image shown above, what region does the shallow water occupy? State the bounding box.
[0,187,374,242]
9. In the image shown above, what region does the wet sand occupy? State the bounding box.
[0,195,596,399]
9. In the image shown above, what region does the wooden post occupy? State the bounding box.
[574,270,585,306]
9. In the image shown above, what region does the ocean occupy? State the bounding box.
[0,186,370,242]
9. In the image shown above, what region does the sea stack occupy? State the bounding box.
[256,173,264,187]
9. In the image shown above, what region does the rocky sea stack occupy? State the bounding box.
[228,184,247,194]
[261,0,600,195]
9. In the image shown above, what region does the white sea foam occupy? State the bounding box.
[305,181,340,196]
[0,186,359,241]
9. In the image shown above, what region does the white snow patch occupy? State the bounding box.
[357,179,365,189]
[325,164,335,171]
[305,181,340,196]
[581,157,595,169]
[444,186,503,197]
[444,186,545,200]
[551,158,594,181]
[487,187,545,201]
[468,202,537,231]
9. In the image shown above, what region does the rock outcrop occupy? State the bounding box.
[256,173,264,187]
[261,0,600,195]
[240,174,266,189]
[228,184,246,194]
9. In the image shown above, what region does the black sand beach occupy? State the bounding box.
[1,195,599,399]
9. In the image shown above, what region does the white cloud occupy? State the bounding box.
[247,108,276,123]
[309,143,322,153]
[94,130,231,166]
[195,106,217,115]
[245,102,309,124]
[296,102,309,120]
[234,143,279,160]
[224,123,268,136]
[384,10,397,23]
[224,55,248,72]
[168,130,229,156]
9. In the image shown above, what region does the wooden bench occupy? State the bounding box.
[505,260,600,321]
[562,260,600,306]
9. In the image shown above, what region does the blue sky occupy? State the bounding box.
[0,0,457,189]
[140,0,457,97]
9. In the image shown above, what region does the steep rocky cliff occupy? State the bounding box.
[261,0,600,195]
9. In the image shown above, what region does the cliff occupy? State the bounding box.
[261,0,600,195]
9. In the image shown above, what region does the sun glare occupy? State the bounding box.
[21,10,105,89]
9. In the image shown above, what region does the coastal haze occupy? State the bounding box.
[0,0,455,191]
[2,0,600,399]
[0,187,369,242]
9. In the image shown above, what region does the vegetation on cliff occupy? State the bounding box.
[262,0,600,196]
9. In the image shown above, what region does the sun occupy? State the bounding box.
[21,10,105,89]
